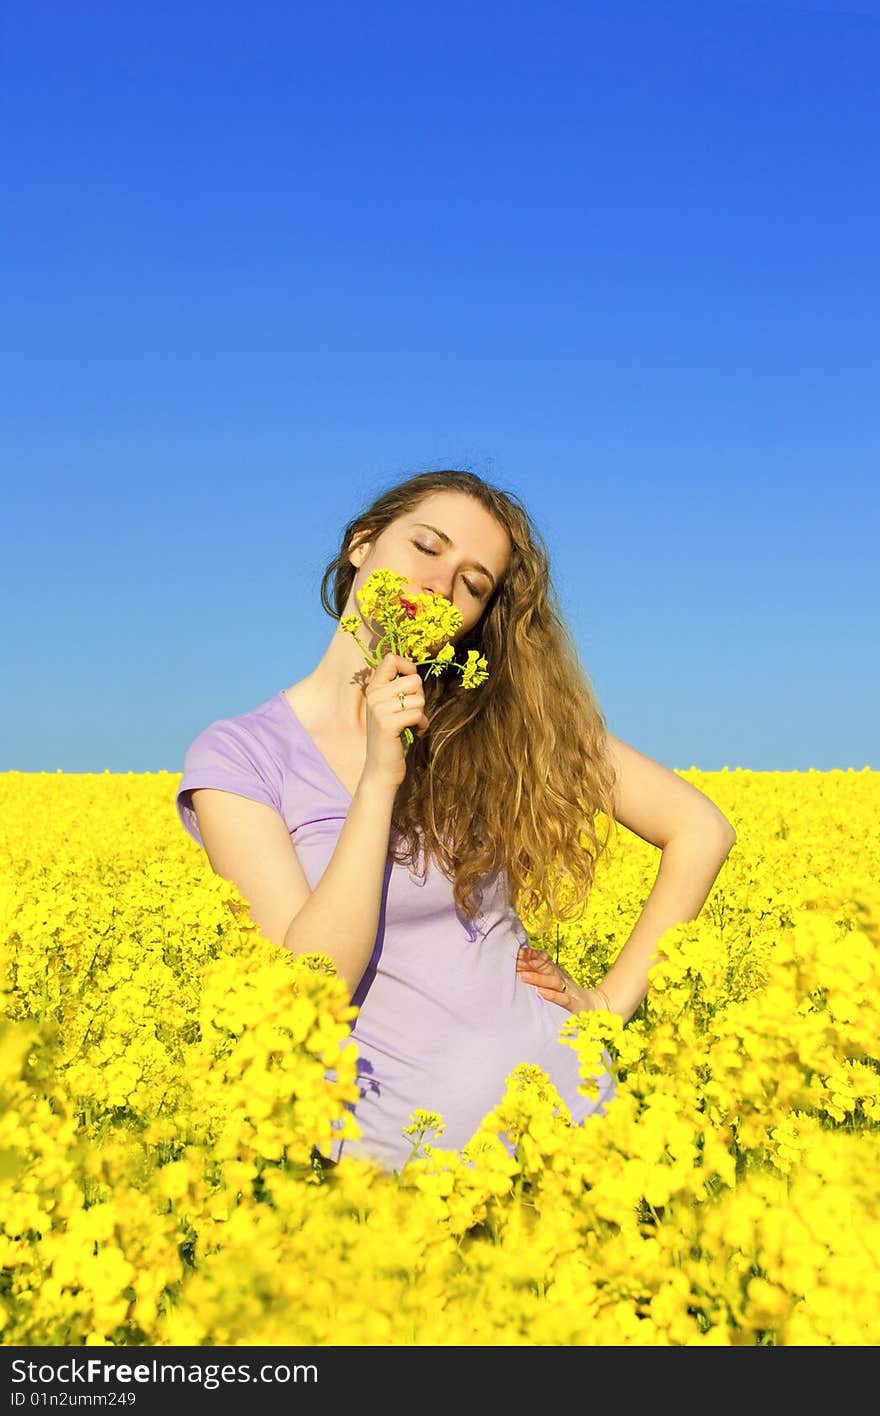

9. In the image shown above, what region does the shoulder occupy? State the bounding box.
[183,692,287,765]
[177,693,288,846]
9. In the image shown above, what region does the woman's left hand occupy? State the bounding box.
[516,944,609,1014]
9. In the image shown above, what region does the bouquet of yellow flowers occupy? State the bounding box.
[339,568,490,748]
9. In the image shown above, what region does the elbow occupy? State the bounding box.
[714,819,738,853]
[680,814,737,853]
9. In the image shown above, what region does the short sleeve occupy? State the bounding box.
[176,718,284,849]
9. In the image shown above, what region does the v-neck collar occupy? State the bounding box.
[277,690,354,802]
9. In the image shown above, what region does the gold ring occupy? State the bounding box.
[561,981,567,993]
[398,691,407,709]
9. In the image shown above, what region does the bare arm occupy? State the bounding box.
[285,652,430,992]
[517,732,737,1021]
[594,823,736,1019]
[195,771,401,997]
[193,652,428,998]
[282,773,398,992]
[596,732,737,1016]
[603,731,736,848]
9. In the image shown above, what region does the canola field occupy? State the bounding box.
[1,764,878,1346]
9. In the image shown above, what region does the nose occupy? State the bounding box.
[421,557,455,597]
[420,570,453,599]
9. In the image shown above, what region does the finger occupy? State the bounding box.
[515,964,554,984]
[518,968,567,992]
[389,675,424,704]
[537,986,570,1006]
[516,952,554,976]
[518,945,555,965]
[374,653,417,681]
[385,701,424,727]
[384,670,423,702]
[518,956,571,993]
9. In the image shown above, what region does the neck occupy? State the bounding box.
[297,623,385,734]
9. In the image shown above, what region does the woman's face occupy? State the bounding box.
[346,490,512,644]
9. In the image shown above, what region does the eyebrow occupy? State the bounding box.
[411,523,498,588]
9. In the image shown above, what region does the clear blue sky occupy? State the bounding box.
[3,0,877,775]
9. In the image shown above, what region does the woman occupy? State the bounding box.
[176,469,737,1173]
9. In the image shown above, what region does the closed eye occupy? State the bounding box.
[414,542,483,598]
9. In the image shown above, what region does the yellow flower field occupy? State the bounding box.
[1,765,878,1346]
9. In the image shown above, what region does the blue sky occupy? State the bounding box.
[3,0,877,776]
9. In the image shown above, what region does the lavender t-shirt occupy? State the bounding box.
[176,690,615,1173]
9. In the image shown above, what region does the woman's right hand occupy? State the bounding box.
[361,652,429,789]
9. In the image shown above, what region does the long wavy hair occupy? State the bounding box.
[320,469,619,932]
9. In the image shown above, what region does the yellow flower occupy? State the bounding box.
[337,567,490,746]
[460,649,490,689]
[6,760,880,1346]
